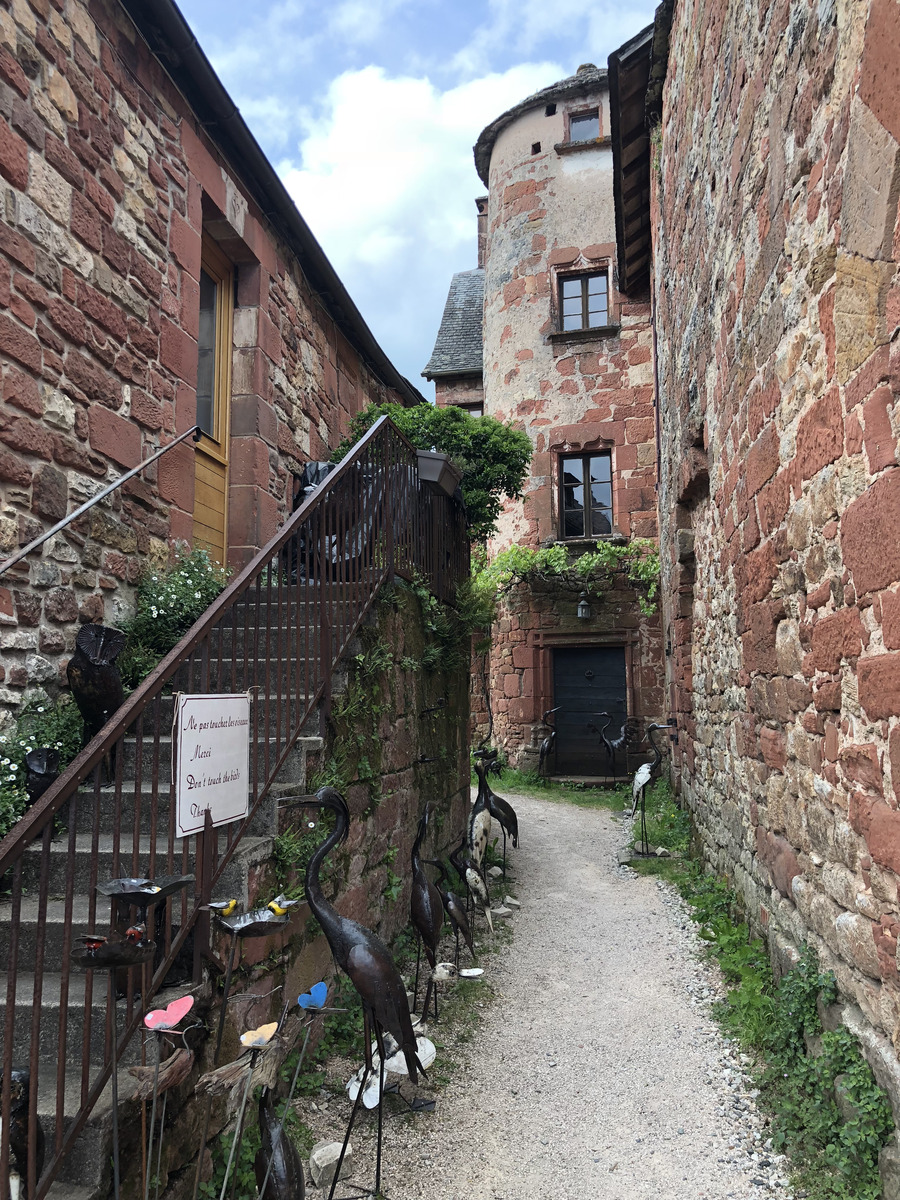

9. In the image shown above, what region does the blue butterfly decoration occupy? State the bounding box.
[298,981,328,1010]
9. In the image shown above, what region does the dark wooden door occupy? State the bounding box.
[552,646,627,774]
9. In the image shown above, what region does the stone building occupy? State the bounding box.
[0,0,420,713]
[608,0,900,1150]
[426,65,665,774]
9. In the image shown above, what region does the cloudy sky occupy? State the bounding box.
[176,0,655,398]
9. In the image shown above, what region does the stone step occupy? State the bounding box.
[0,830,274,969]
[0,971,150,1069]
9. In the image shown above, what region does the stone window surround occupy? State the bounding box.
[548,256,620,339]
[558,449,613,540]
[548,433,621,542]
[531,628,639,730]
[564,102,604,142]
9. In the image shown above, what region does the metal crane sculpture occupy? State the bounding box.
[449,832,493,933]
[538,706,561,776]
[410,806,444,1020]
[630,721,676,854]
[590,711,630,778]
[468,757,492,868]
[299,786,425,1200]
[474,754,519,879]
[426,858,475,967]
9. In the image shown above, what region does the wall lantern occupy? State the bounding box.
[416,450,462,497]
[577,592,592,620]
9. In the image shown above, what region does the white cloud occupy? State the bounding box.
[278,63,564,388]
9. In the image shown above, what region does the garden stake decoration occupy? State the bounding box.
[23,748,59,807]
[98,874,195,924]
[141,995,195,1200]
[70,923,156,1200]
[216,1023,279,1200]
[254,982,329,1200]
[449,832,493,933]
[208,899,296,1063]
[285,787,430,1200]
[475,751,518,880]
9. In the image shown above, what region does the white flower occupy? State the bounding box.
[36,707,44,713]
[194,592,201,599]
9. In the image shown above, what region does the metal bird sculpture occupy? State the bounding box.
[449,833,493,933]
[300,787,426,1200]
[590,711,632,777]
[254,1088,306,1200]
[24,748,59,807]
[538,706,561,776]
[630,721,676,852]
[70,923,156,970]
[66,623,126,781]
[410,806,444,1019]
[6,1069,44,1200]
[425,858,475,966]
[474,757,518,878]
[468,756,492,867]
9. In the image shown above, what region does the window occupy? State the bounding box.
[545,103,557,116]
[459,402,484,417]
[569,109,599,141]
[196,238,233,441]
[559,272,608,331]
[560,452,612,538]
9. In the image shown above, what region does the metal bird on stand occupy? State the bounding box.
[425,858,475,967]
[66,623,126,781]
[410,806,444,1021]
[291,787,428,1200]
[630,721,676,854]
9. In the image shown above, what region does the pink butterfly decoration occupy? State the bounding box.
[144,995,194,1030]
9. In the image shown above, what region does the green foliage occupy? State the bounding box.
[672,866,894,1200]
[473,538,661,616]
[273,809,336,901]
[331,402,533,542]
[0,694,84,841]
[119,544,229,688]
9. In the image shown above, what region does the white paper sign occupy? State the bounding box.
[175,693,251,837]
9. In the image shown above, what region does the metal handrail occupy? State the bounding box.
[0,415,469,1198]
[0,425,202,578]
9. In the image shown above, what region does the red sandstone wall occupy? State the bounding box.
[655,0,900,1045]
[479,78,665,766]
[0,0,405,710]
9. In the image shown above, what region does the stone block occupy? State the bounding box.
[309,1140,353,1190]
[859,654,900,720]
[834,252,894,384]
[835,910,882,979]
[842,97,900,260]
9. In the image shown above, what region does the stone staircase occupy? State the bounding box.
[0,591,332,1198]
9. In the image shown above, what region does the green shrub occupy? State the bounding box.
[119,544,229,688]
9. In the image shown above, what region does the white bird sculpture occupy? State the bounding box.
[630,721,676,820]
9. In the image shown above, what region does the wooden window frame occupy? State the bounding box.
[197,236,234,462]
[558,269,610,332]
[566,105,601,143]
[558,450,614,540]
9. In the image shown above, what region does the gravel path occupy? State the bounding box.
[302,791,796,1199]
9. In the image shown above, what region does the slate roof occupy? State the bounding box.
[473,64,608,186]
[422,269,484,379]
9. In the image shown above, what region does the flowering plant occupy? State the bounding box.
[0,694,83,840]
[119,544,229,688]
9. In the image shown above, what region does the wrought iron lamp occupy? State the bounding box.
[576,592,592,619]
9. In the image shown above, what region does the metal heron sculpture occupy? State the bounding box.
[538,706,561,776]
[410,806,444,1020]
[630,720,677,853]
[297,787,426,1200]
[425,858,475,967]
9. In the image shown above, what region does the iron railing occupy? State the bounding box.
[0,425,203,579]
[0,416,468,1198]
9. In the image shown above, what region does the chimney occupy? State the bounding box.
[476,196,488,269]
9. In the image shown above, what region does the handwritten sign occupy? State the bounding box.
[175,693,251,837]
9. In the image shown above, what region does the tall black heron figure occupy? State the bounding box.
[630,721,677,853]
[410,806,444,1020]
[6,1069,44,1200]
[468,757,492,869]
[590,711,630,778]
[538,706,562,776]
[299,787,424,1199]
[426,858,475,967]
